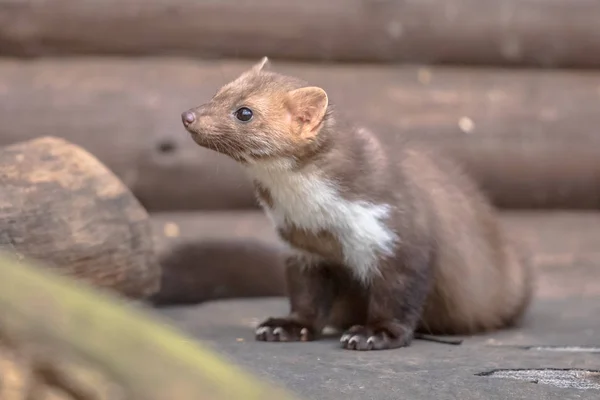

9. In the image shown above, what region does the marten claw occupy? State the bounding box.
[340,333,373,351]
[255,318,314,342]
[340,325,410,351]
[340,331,375,350]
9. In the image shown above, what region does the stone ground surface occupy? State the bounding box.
[156,294,600,400]
[153,212,600,399]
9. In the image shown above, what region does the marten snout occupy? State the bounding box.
[181,103,216,130]
[181,110,196,127]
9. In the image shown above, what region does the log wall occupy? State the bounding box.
[0,58,599,210]
[1,0,599,68]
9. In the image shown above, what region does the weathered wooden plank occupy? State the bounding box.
[0,136,161,300]
[1,58,600,210]
[1,0,599,68]
[0,252,302,400]
[149,210,600,305]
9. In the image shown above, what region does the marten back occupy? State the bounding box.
[399,145,534,334]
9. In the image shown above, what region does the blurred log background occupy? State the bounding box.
[0,0,599,305]
[2,0,600,68]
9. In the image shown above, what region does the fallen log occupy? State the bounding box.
[1,58,600,210]
[0,0,599,68]
[0,136,161,300]
[149,210,600,305]
[0,252,301,400]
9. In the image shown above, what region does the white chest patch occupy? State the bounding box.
[246,161,398,282]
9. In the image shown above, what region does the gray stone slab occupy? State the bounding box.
[155,295,600,400]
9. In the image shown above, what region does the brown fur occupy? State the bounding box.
[278,226,344,262]
[253,180,274,208]
[181,57,534,350]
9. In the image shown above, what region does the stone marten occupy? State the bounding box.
[181,57,533,351]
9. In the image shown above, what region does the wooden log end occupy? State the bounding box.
[0,136,161,300]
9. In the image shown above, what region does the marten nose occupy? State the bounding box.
[181,111,196,127]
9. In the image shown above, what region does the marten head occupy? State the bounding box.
[181,57,331,164]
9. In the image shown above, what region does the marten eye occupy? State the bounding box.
[234,107,253,122]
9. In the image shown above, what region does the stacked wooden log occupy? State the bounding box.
[1,58,600,210]
[0,0,599,306]
[1,0,600,68]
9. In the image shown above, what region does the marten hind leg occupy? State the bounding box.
[340,248,433,351]
[255,254,335,342]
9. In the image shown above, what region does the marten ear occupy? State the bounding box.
[285,87,328,138]
[251,56,270,73]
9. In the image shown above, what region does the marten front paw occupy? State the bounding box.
[255,318,315,342]
[340,324,412,351]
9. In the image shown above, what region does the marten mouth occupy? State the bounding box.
[189,131,223,152]
[184,126,277,163]
[187,131,248,162]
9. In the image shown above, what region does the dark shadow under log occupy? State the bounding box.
[150,211,287,306]
[0,136,161,300]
